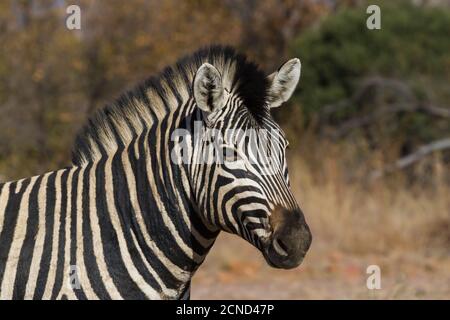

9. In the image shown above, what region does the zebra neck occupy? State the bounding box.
[104,127,219,281]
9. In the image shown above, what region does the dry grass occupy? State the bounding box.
[290,152,450,256]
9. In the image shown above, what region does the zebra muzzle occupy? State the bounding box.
[264,207,312,269]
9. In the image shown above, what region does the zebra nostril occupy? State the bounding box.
[272,237,289,257]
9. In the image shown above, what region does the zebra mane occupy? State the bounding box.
[71,45,269,166]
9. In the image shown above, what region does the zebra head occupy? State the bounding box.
[188,54,312,269]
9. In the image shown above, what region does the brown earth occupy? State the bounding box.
[192,233,450,300]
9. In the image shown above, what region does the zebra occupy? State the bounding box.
[0,46,312,300]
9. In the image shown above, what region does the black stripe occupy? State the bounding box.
[112,152,161,299]
[51,169,69,299]
[129,137,184,290]
[81,162,111,299]
[33,172,57,299]
[96,153,146,299]
[69,169,87,300]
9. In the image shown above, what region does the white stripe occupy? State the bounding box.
[0,182,11,234]
[14,179,24,194]
[24,172,51,299]
[75,166,98,299]
[87,162,122,299]
[58,168,77,300]
[0,176,38,299]
[42,170,63,299]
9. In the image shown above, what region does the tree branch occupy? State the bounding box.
[321,76,450,139]
[369,137,450,180]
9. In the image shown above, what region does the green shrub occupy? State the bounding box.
[289,1,450,147]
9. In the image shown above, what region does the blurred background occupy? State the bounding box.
[0,0,449,299]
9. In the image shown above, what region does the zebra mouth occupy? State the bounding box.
[263,240,304,269]
[272,238,289,257]
[263,233,308,269]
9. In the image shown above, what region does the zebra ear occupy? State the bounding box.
[267,58,301,108]
[193,63,226,114]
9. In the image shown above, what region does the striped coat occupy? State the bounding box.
[0,46,311,299]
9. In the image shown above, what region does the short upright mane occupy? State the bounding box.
[72,45,269,166]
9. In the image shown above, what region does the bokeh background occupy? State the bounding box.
[0,0,449,299]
